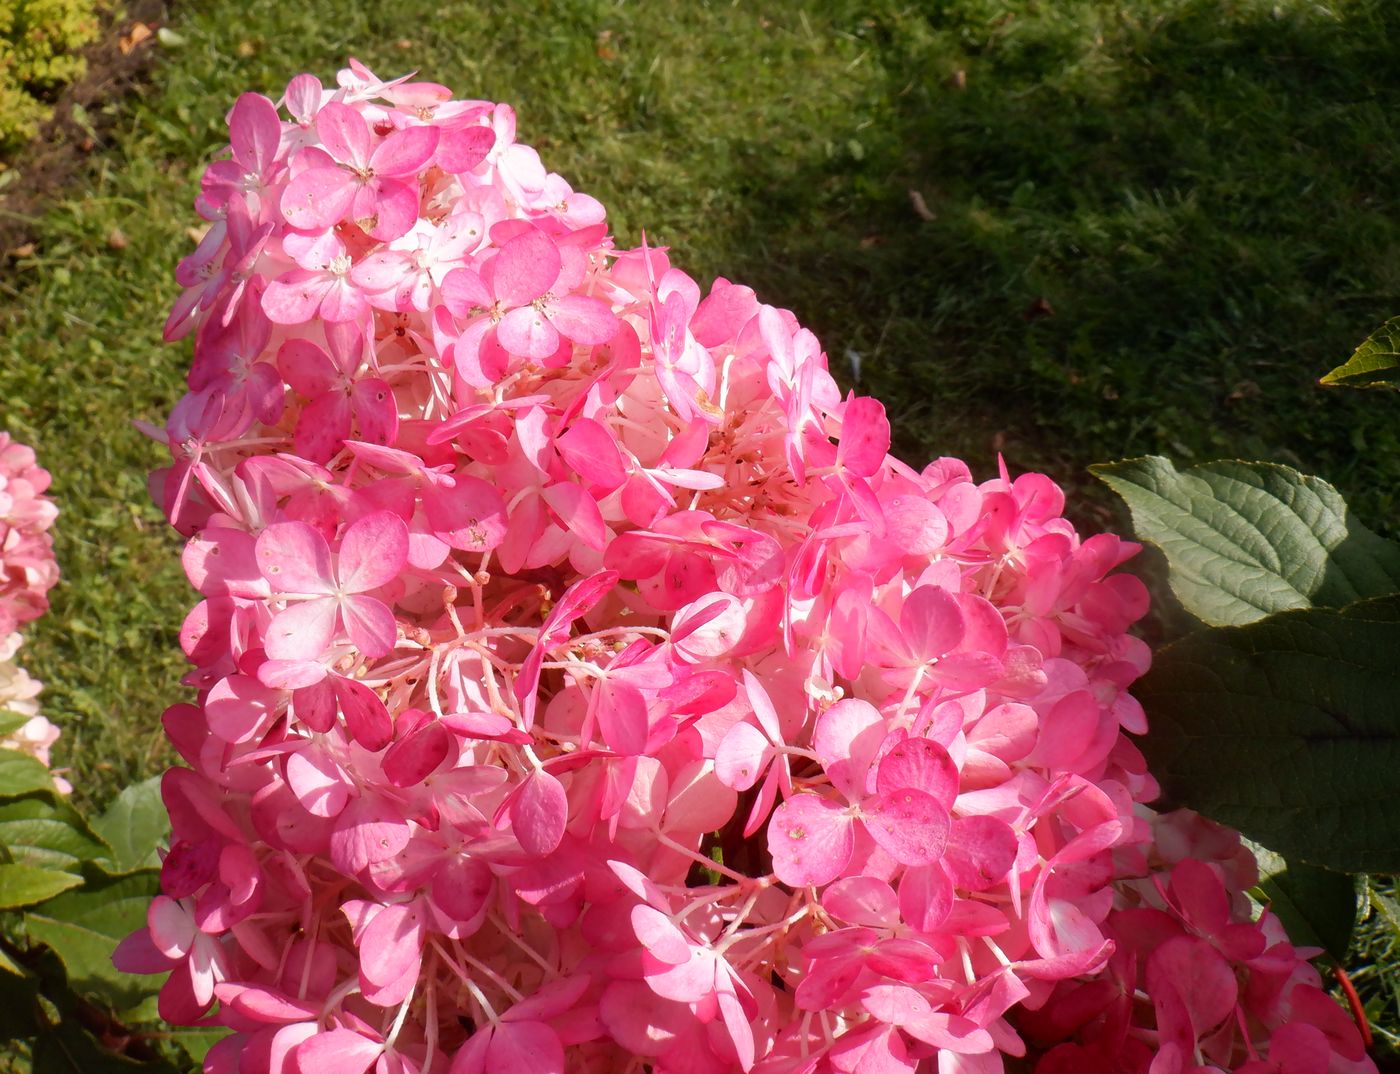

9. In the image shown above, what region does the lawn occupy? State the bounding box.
[3,0,1400,1052]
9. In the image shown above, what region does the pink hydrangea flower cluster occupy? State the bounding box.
[0,434,67,792]
[121,60,1374,1074]
[0,432,60,637]
[0,631,70,794]
[1029,809,1374,1074]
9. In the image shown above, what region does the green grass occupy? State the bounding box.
[3,0,1400,1051]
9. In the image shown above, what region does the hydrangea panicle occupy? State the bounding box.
[129,61,1376,1074]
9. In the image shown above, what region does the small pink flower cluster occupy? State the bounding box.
[1028,809,1373,1074]
[0,435,67,791]
[0,432,60,638]
[122,61,1374,1074]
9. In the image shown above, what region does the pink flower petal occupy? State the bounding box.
[486,1021,565,1074]
[863,788,950,866]
[383,721,451,787]
[312,102,370,168]
[293,1029,381,1074]
[330,674,393,751]
[596,680,649,756]
[368,124,440,177]
[812,698,885,801]
[294,390,353,463]
[257,520,334,594]
[1146,935,1238,1040]
[498,304,561,360]
[768,794,854,888]
[490,229,560,306]
[715,722,770,792]
[440,266,493,314]
[281,167,356,232]
[900,585,965,663]
[942,815,1019,891]
[229,93,281,175]
[898,863,954,932]
[205,674,280,744]
[423,475,508,552]
[340,594,398,658]
[358,902,426,988]
[822,876,900,929]
[329,797,410,875]
[265,597,338,662]
[337,511,409,593]
[555,417,627,490]
[437,125,495,173]
[512,769,568,856]
[631,904,691,965]
[431,856,494,922]
[542,482,607,550]
[362,177,421,242]
[286,747,350,817]
[543,293,619,345]
[350,378,398,448]
[350,251,411,295]
[837,394,890,478]
[876,737,959,808]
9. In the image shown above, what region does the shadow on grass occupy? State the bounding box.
[688,0,1400,534]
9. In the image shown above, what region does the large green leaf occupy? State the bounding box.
[1137,596,1400,872]
[22,871,163,1009]
[91,777,168,874]
[1321,316,1400,389]
[0,797,109,874]
[0,863,84,909]
[1092,456,1400,625]
[0,748,59,799]
[1247,840,1358,962]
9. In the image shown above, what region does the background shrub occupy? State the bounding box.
[0,0,102,156]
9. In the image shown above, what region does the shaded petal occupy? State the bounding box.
[294,1029,381,1074]
[900,585,965,663]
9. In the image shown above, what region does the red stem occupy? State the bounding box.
[1333,964,1374,1050]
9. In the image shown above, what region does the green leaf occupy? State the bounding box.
[0,748,58,799]
[31,1020,159,1074]
[1092,456,1400,625]
[0,863,84,909]
[1246,840,1358,962]
[0,939,29,976]
[22,871,163,1009]
[91,778,168,874]
[1321,316,1400,389]
[0,797,109,873]
[1137,595,1400,872]
[0,710,31,737]
[0,958,41,1038]
[166,1026,231,1064]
